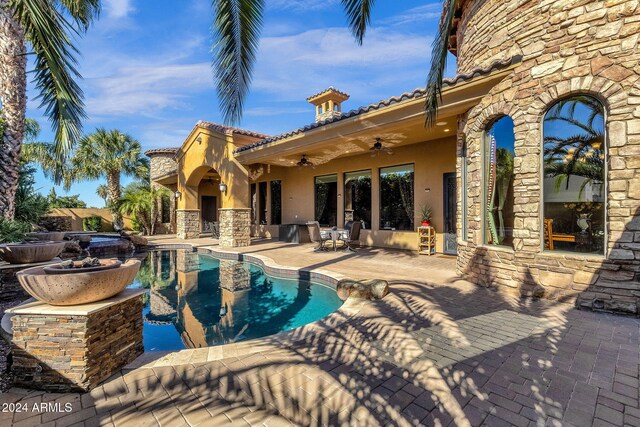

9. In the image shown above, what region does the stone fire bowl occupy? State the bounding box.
[28,232,67,242]
[0,241,66,264]
[17,259,141,306]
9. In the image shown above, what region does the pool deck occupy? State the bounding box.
[1,237,639,426]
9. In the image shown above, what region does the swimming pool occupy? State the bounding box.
[128,250,343,352]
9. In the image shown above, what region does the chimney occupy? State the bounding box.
[307,87,350,123]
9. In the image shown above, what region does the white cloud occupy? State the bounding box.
[251,27,433,102]
[382,3,443,26]
[104,0,134,18]
[84,63,212,117]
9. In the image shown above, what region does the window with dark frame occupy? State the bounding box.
[379,164,414,231]
[161,194,171,223]
[270,180,282,225]
[258,181,267,225]
[484,116,516,247]
[314,174,337,227]
[543,95,605,255]
[344,170,371,228]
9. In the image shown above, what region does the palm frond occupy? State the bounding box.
[424,0,457,127]
[340,0,375,45]
[21,141,70,186]
[11,0,88,157]
[212,0,264,125]
[54,0,100,30]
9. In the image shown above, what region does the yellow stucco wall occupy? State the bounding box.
[46,208,133,231]
[248,137,456,251]
[176,129,250,210]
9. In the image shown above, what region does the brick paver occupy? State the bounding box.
[1,242,639,426]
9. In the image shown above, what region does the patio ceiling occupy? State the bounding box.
[234,63,516,167]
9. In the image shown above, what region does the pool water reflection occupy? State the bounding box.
[128,250,343,352]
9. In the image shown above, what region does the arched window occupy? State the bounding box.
[543,95,605,254]
[484,116,516,247]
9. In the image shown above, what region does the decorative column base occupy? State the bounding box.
[176,209,200,239]
[218,208,251,247]
[8,289,144,392]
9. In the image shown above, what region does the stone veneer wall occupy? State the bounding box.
[11,295,143,392]
[219,208,251,247]
[149,153,178,181]
[176,209,200,239]
[454,0,640,313]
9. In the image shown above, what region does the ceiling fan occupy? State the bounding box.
[296,154,316,168]
[370,138,393,157]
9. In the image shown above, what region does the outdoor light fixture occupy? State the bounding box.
[219,182,228,193]
[174,191,182,199]
[196,136,203,143]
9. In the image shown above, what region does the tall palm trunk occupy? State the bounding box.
[106,170,123,230]
[0,1,27,220]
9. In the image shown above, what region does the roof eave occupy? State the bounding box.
[234,56,520,163]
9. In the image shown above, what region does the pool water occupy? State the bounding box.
[128,250,343,351]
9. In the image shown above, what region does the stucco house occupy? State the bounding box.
[148,0,640,315]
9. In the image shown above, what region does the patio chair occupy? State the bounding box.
[543,218,575,251]
[340,220,362,252]
[306,221,330,252]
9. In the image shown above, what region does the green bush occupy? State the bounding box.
[82,216,102,232]
[0,219,31,243]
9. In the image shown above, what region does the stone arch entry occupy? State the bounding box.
[175,129,251,245]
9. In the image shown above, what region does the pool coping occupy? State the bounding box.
[125,244,369,369]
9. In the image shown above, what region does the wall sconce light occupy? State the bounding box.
[424,188,431,193]
[196,136,203,143]
[174,191,182,199]
[219,182,228,193]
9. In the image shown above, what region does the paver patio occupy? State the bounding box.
[1,239,639,426]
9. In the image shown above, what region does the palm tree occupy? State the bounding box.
[0,0,100,219]
[96,184,109,207]
[118,181,169,235]
[212,1,454,126]
[26,128,149,230]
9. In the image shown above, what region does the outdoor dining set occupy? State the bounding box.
[306,221,362,252]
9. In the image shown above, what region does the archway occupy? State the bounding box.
[175,127,251,244]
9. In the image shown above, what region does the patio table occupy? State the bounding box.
[320,229,349,251]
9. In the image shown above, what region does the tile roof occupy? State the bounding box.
[306,87,350,102]
[144,121,270,157]
[234,55,521,155]
[144,147,179,156]
[196,120,270,139]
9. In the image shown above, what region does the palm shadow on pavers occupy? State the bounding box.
[3,273,640,426]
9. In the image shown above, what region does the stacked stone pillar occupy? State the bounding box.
[8,289,144,392]
[176,209,200,239]
[218,208,251,247]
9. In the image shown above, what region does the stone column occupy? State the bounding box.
[176,209,200,239]
[219,260,251,291]
[218,208,251,247]
[8,289,144,392]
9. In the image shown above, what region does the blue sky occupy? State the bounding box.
[27,0,453,207]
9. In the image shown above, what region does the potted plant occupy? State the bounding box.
[419,205,433,227]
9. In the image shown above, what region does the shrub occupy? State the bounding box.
[82,216,102,232]
[0,219,31,243]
